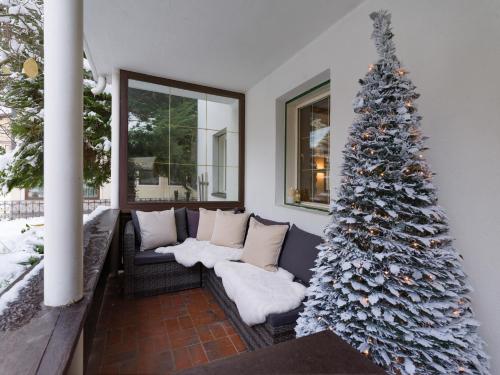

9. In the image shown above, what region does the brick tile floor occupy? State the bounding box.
[87,277,247,374]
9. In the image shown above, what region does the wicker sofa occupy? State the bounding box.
[122,210,322,349]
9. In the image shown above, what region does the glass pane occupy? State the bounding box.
[127,79,239,202]
[285,82,330,208]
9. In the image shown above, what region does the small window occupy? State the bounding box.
[83,184,100,199]
[212,129,227,197]
[285,81,330,211]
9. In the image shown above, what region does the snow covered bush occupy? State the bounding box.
[0,0,112,193]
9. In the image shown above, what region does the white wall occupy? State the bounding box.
[245,0,500,370]
[197,99,239,201]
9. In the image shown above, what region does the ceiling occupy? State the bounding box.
[84,0,362,92]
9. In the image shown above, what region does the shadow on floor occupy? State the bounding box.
[87,276,247,374]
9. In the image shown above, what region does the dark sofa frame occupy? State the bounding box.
[123,220,298,349]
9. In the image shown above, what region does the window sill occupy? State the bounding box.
[211,192,227,198]
[281,202,330,215]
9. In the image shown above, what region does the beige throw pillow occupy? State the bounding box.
[241,217,289,272]
[196,208,217,241]
[210,210,250,248]
[136,208,177,251]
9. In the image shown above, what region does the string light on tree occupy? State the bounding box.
[296,10,489,375]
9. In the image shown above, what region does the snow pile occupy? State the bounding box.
[156,238,243,268]
[0,206,109,295]
[214,260,306,326]
[0,216,44,294]
[0,261,42,315]
[83,205,109,224]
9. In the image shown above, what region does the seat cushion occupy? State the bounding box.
[279,225,322,285]
[267,305,304,327]
[187,209,200,238]
[134,249,176,265]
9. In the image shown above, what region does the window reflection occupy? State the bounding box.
[127,79,239,202]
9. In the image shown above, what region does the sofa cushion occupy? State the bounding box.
[132,208,188,247]
[137,209,177,251]
[241,218,289,272]
[187,209,200,238]
[134,250,176,265]
[197,208,217,241]
[279,225,322,285]
[267,305,304,328]
[254,215,289,227]
[130,210,142,249]
[174,207,189,242]
[211,210,250,248]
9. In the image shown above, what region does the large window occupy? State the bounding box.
[285,81,330,210]
[122,71,244,208]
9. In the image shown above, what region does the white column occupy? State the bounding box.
[110,69,120,209]
[43,0,84,306]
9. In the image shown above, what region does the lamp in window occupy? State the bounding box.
[315,156,327,198]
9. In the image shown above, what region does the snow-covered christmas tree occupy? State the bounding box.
[0,0,111,192]
[296,10,489,375]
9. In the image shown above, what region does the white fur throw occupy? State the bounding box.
[214,260,306,326]
[155,238,243,268]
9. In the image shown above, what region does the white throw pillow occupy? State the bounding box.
[210,209,250,248]
[196,208,217,241]
[241,217,289,271]
[136,208,177,251]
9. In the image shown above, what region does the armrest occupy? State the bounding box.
[123,220,137,274]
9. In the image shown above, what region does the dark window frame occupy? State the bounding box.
[119,70,245,212]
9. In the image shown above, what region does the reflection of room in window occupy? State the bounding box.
[138,169,159,185]
[285,81,330,210]
[212,129,227,197]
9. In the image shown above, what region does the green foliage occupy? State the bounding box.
[34,243,43,254]
[18,255,40,267]
[128,88,197,189]
[0,0,111,192]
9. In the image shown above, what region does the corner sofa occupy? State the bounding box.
[123,208,322,350]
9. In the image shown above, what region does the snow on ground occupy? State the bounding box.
[0,206,109,295]
[0,216,44,294]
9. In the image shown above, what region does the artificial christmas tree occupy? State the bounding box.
[295,10,489,375]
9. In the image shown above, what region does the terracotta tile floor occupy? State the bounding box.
[87,277,247,374]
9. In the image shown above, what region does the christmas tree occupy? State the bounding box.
[295,10,489,375]
[0,0,111,193]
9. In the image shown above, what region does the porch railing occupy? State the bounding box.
[0,199,111,220]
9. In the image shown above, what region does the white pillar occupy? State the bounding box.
[43,0,84,306]
[110,69,120,209]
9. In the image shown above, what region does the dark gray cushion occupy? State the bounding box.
[187,209,199,238]
[279,225,322,285]
[130,210,141,249]
[254,215,289,227]
[134,250,176,265]
[267,305,304,327]
[174,208,188,242]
